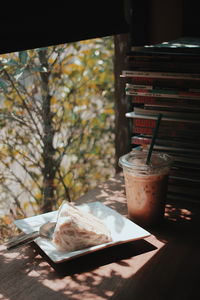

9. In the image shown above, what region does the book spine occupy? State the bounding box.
[167,192,200,203]
[126,90,200,100]
[133,118,200,130]
[130,77,155,84]
[128,60,200,73]
[125,83,153,90]
[131,136,152,145]
[148,144,200,154]
[131,135,200,149]
[134,127,153,135]
[167,184,200,197]
[126,111,200,124]
[126,76,200,90]
[132,96,200,107]
[126,83,200,93]
[132,96,156,104]
[134,118,156,128]
[171,154,200,165]
[133,107,200,119]
[133,125,200,139]
[170,167,200,177]
[143,104,200,112]
[121,70,200,80]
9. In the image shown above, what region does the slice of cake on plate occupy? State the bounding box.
[52,201,112,252]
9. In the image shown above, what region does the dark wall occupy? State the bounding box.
[0,2,128,54]
[183,0,200,37]
[148,0,183,44]
[1,1,200,54]
[148,0,200,45]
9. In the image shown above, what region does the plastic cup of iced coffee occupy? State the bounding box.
[119,149,172,228]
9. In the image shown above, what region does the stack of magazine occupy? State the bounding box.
[121,37,200,203]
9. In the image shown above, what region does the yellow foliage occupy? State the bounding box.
[62,66,71,75]
[27,50,35,58]
[103,108,114,114]
[93,173,101,180]
[81,119,88,126]
[81,49,91,56]
[3,99,13,109]
[79,39,95,45]
[85,153,96,159]
[34,192,42,201]
[52,63,60,72]
[28,164,37,168]
[64,102,73,110]
[62,63,84,75]
[90,118,101,127]
[0,145,9,155]
[51,96,57,105]
[63,172,73,186]
[17,150,28,158]
[88,82,97,90]
[11,150,20,157]
[81,99,90,106]
[16,110,25,116]
[23,202,29,211]
[15,95,23,105]
[0,36,115,228]
[87,59,95,68]
[2,215,12,225]
[48,57,55,64]
[73,182,82,193]
[0,151,6,160]
[99,72,106,82]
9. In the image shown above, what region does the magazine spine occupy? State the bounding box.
[121,70,200,80]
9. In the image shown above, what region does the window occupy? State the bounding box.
[0,37,115,240]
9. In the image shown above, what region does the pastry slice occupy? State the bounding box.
[52,201,112,252]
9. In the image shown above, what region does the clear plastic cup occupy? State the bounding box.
[119,150,172,228]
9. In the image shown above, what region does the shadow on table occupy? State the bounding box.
[109,230,200,300]
[33,238,156,277]
[77,173,128,216]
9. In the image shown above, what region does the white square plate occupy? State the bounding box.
[14,201,151,263]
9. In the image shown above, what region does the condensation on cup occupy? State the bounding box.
[119,149,172,228]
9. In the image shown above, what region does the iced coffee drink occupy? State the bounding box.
[119,150,172,227]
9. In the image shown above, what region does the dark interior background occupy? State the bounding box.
[1,0,200,168]
[0,1,128,54]
[1,0,199,55]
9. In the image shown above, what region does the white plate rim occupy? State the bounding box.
[14,201,151,263]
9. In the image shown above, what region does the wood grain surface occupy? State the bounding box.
[1,174,200,300]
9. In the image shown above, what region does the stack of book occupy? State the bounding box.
[121,37,200,203]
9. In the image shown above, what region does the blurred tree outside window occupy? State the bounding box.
[0,36,115,241]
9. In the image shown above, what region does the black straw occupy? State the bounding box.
[146,113,163,165]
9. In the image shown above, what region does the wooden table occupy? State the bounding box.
[1,174,200,300]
